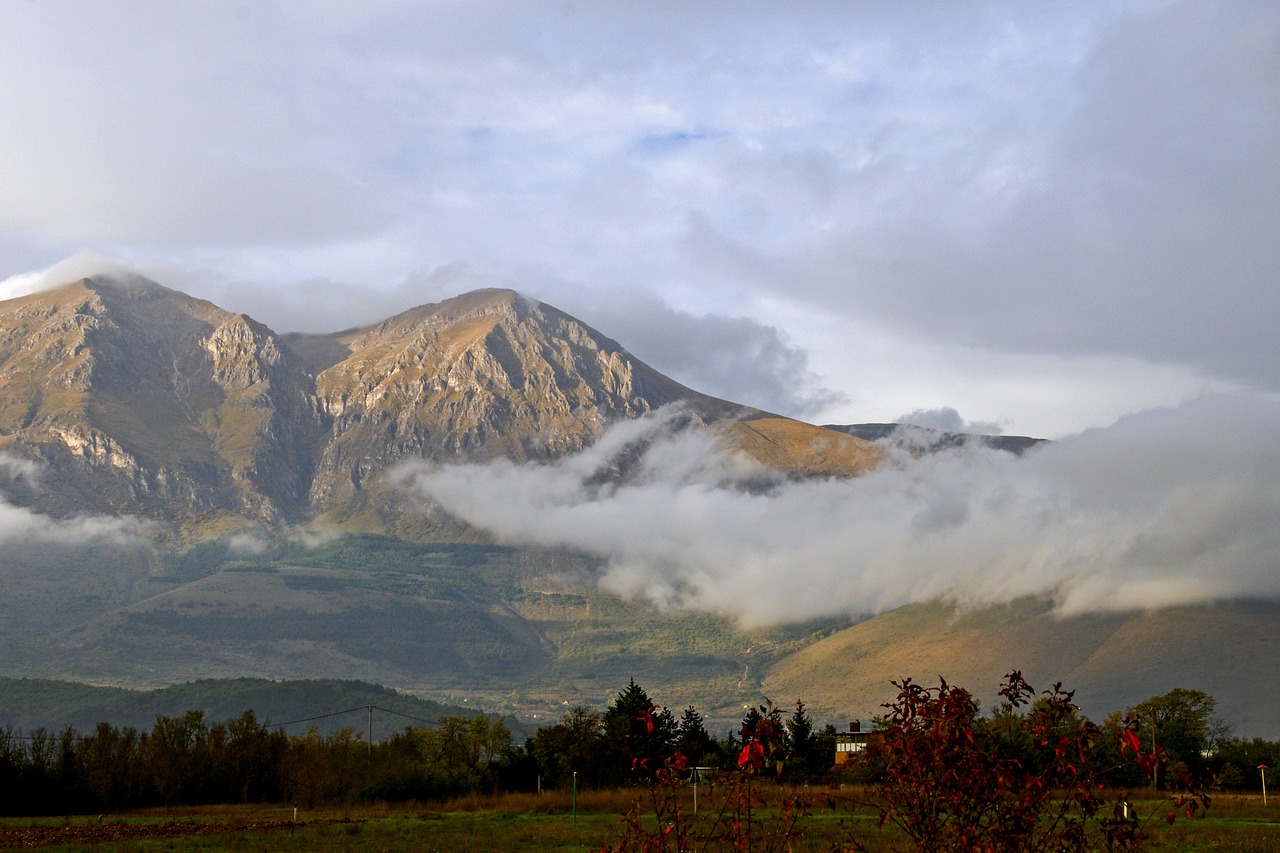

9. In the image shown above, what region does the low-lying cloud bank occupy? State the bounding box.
[0,452,150,548]
[392,394,1280,626]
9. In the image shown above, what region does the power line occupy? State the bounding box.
[371,704,447,726]
[270,705,373,730]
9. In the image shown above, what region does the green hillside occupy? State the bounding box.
[6,533,851,733]
[6,530,1278,738]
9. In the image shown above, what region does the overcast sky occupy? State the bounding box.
[1,0,1276,439]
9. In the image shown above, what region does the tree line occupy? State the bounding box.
[1,676,1275,815]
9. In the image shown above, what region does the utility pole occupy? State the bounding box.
[1151,712,1158,794]
[368,705,374,759]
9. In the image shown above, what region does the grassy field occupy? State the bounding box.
[3,790,1278,852]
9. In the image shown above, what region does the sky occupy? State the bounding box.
[1,0,1276,440]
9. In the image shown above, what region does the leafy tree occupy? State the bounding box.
[737,701,786,776]
[369,716,511,801]
[433,715,512,782]
[1129,688,1227,785]
[283,726,368,807]
[224,710,288,803]
[1209,736,1280,790]
[861,671,1206,852]
[147,711,212,804]
[527,705,607,789]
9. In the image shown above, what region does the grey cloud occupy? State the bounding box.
[792,0,1280,392]
[0,251,142,302]
[0,453,42,486]
[546,288,846,419]
[392,393,1280,626]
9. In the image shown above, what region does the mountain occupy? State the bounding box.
[0,276,882,729]
[0,276,882,534]
[0,277,322,529]
[823,422,1046,456]
[0,677,522,739]
[1,275,1275,739]
[289,286,882,522]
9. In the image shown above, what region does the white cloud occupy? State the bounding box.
[0,251,141,301]
[392,394,1280,626]
[895,407,1003,435]
[0,454,149,548]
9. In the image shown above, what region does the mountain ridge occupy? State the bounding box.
[0,276,882,534]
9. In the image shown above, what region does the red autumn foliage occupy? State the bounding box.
[859,671,1209,852]
[601,701,819,853]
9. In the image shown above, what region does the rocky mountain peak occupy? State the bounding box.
[0,280,882,533]
[0,277,322,526]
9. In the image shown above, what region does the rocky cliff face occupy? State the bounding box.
[292,289,731,508]
[0,277,323,526]
[0,277,882,532]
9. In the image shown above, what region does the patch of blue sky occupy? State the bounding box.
[631,129,726,155]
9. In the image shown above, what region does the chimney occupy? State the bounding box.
[850,720,860,733]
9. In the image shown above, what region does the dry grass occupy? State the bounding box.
[727,416,885,476]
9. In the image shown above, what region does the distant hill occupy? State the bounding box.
[762,597,1280,738]
[0,677,525,740]
[823,422,1046,455]
[2,531,838,732]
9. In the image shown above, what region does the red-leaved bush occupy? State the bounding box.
[601,673,1208,852]
[860,671,1208,852]
[601,701,823,853]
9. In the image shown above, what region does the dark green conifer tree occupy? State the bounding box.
[675,705,719,766]
[603,679,676,782]
[785,699,818,774]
